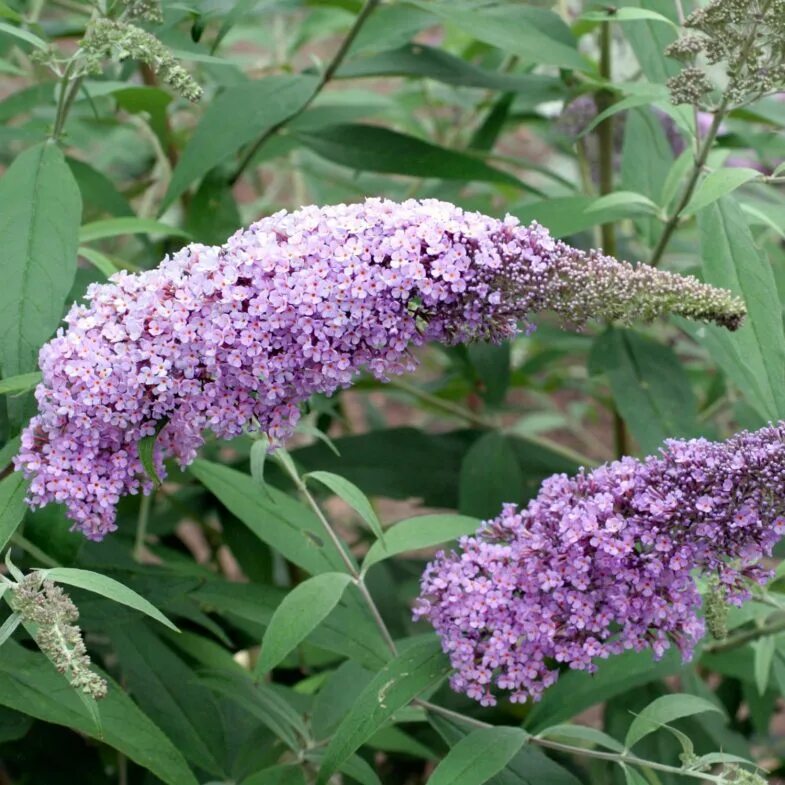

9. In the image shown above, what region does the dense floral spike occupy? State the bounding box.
[415,424,785,706]
[16,199,745,539]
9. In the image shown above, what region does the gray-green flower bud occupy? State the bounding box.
[11,574,108,700]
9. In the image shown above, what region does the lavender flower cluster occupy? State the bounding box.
[416,425,785,706]
[16,199,744,539]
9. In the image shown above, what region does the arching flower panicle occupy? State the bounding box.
[416,423,785,706]
[15,199,745,539]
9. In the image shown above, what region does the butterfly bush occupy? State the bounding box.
[16,198,745,540]
[415,424,785,706]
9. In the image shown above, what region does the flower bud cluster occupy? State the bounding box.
[15,199,744,539]
[82,19,202,102]
[666,0,785,107]
[11,574,107,700]
[416,424,785,706]
[123,0,164,24]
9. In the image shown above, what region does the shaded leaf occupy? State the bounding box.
[589,328,697,453]
[459,432,523,519]
[316,637,450,784]
[0,640,198,785]
[111,624,228,776]
[298,124,527,189]
[0,471,27,553]
[41,567,178,631]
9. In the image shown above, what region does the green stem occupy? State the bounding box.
[10,534,60,568]
[278,455,399,656]
[274,455,735,783]
[134,492,153,562]
[418,701,725,782]
[704,615,785,654]
[596,22,617,259]
[51,61,77,141]
[385,377,598,468]
[595,23,628,460]
[229,0,381,185]
[649,100,729,268]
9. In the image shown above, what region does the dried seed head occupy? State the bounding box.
[11,574,108,700]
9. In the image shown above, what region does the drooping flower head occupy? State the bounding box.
[16,199,745,539]
[416,424,785,706]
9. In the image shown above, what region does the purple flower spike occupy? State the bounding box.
[15,199,744,539]
[416,425,785,707]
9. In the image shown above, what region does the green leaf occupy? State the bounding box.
[459,432,524,519]
[68,158,133,218]
[526,648,683,731]
[257,572,354,675]
[363,513,479,572]
[466,342,511,406]
[621,0,680,83]
[249,436,273,499]
[697,196,785,420]
[430,715,581,785]
[0,371,41,395]
[411,1,587,71]
[584,191,659,215]
[306,470,384,542]
[511,196,648,238]
[242,765,306,785]
[312,661,375,739]
[684,167,761,215]
[621,107,675,246]
[0,471,27,553]
[316,637,450,784]
[0,143,81,386]
[588,328,697,453]
[189,459,355,575]
[78,246,119,278]
[40,568,179,631]
[625,693,724,749]
[753,636,776,696]
[338,44,564,98]
[183,170,242,245]
[0,640,198,785]
[163,75,318,209]
[427,726,528,785]
[581,8,678,27]
[110,624,228,776]
[298,124,528,190]
[0,613,21,646]
[536,724,625,753]
[192,579,389,669]
[199,669,306,750]
[79,217,190,243]
[0,21,48,50]
[138,419,168,487]
[0,437,20,473]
